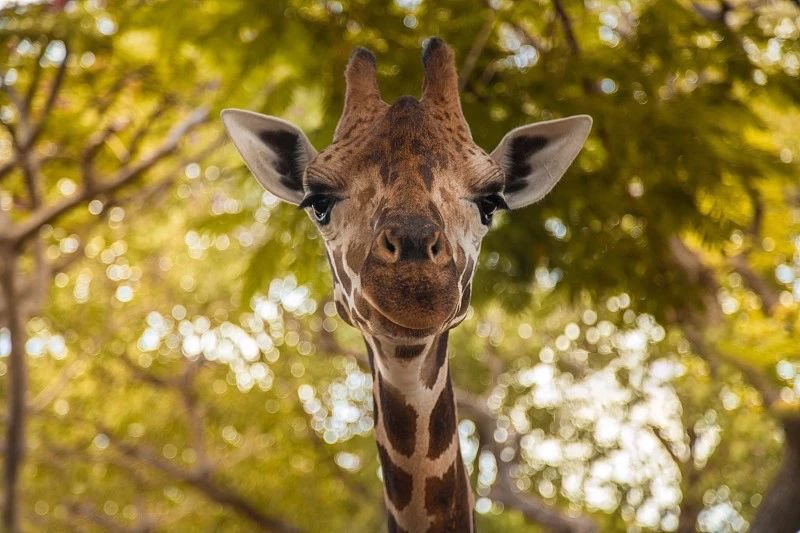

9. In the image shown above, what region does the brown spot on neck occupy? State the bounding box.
[427,377,456,459]
[421,331,449,389]
[378,373,418,457]
[377,443,413,511]
[424,454,473,532]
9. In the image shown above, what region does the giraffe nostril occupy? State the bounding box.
[384,233,396,255]
[372,219,452,265]
[427,231,452,264]
[375,230,401,263]
[429,233,441,258]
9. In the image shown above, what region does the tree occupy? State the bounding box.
[1,0,799,531]
[0,2,218,529]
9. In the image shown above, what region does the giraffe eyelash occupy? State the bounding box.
[299,193,342,225]
[474,194,509,225]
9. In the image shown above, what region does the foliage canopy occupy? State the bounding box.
[0,0,799,531]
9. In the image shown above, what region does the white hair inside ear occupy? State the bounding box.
[221,109,318,205]
[490,115,592,209]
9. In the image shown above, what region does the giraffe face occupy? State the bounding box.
[222,39,592,343]
[304,95,502,340]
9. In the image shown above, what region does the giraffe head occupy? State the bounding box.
[223,38,591,344]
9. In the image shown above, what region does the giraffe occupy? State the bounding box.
[222,38,591,532]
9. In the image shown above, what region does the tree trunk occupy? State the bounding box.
[1,248,26,533]
[749,418,800,533]
[676,502,701,533]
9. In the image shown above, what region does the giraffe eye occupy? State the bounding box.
[475,194,508,225]
[299,194,338,225]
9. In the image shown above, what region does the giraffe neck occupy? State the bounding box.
[364,331,474,533]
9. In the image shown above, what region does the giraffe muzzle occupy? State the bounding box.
[360,215,459,332]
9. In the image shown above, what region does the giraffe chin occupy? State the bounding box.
[360,262,460,339]
[366,302,443,340]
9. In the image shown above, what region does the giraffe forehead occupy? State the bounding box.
[312,97,497,194]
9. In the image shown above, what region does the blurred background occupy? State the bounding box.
[0,0,799,531]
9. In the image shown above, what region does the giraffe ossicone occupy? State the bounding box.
[222,37,591,532]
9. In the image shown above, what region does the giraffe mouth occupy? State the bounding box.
[360,259,460,335]
[364,299,443,339]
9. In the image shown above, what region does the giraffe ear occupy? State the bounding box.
[221,109,317,205]
[490,115,592,210]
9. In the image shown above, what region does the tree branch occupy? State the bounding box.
[725,187,780,315]
[22,41,48,116]
[6,106,209,246]
[551,0,581,55]
[669,237,783,410]
[23,42,69,149]
[29,354,87,414]
[0,77,24,140]
[729,253,779,315]
[66,502,140,533]
[0,248,27,533]
[0,131,224,326]
[650,424,683,465]
[94,70,145,117]
[509,22,547,54]
[668,236,723,326]
[457,392,597,533]
[459,16,496,90]
[681,323,781,411]
[0,157,15,182]
[691,0,732,22]
[118,352,211,475]
[104,430,303,533]
[121,98,175,165]
[81,119,131,188]
[40,438,158,531]
[176,359,212,474]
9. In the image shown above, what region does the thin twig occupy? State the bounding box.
[7,106,209,246]
[23,42,69,149]
[729,254,779,315]
[81,119,131,188]
[66,502,140,533]
[650,424,683,465]
[104,430,303,533]
[459,16,496,90]
[122,97,175,165]
[552,0,581,55]
[22,39,48,115]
